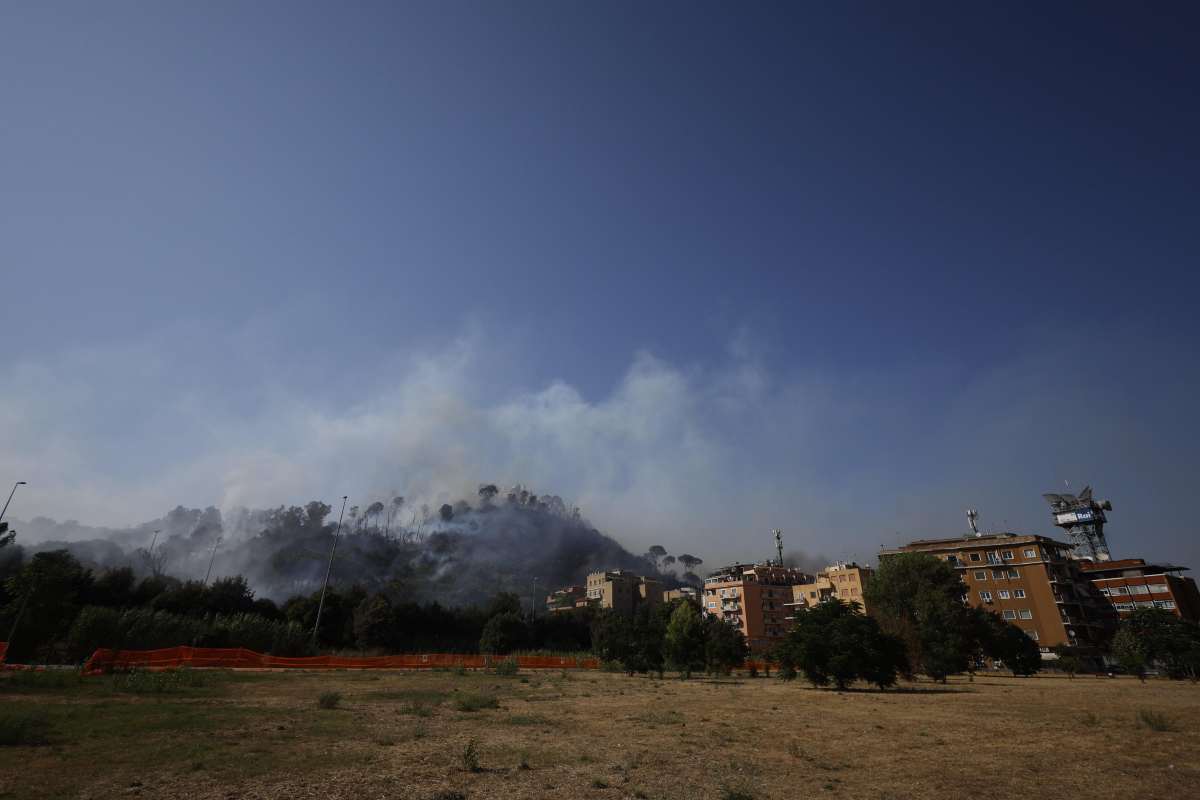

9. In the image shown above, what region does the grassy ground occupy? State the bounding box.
[1,667,1196,800]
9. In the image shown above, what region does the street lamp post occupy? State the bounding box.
[312,496,349,643]
[0,481,27,524]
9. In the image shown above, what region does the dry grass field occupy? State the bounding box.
[1,666,1197,800]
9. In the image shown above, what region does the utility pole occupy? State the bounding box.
[0,481,27,524]
[312,496,348,643]
[203,535,223,585]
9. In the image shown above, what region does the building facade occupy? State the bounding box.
[789,562,875,615]
[545,585,588,613]
[702,563,812,653]
[880,533,1117,652]
[585,570,663,614]
[1077,559,1200,622]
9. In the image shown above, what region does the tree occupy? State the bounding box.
[479,612,527,655]
[773,600,906,690]
[364,501,386,529]
[354,593,394,649]
[1,550,96,661]
[1111,627,1147,681]
[993,623,1042,677]
[663,602,706,678]
[487,592,522,619]
[478,485,499,504]
[703,616,749,676]
[1115,607,1200,680]
[645,545,668,571]
[0,521,13,550]
[678,554,703,575]
[1052,645,1083,678]
[864,552,977,681]
[439,503,454,522]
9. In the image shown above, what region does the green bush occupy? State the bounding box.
[1137,709,1175,732]
[493,657,519,676]
[453,692,499,712]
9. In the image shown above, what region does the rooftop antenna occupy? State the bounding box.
[966,509,980,536]
[772,529,783,566]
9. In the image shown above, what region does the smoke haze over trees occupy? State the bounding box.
[6,484,686,606]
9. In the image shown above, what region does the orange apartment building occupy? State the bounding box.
[702,563,812,653]
[880,533,1117,652]
[788,562,875,615]
[1077,559,1200,622]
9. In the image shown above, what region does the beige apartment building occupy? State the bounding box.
[789,562,875,615]
[585,570,663,614]
[1078,559,1200,622]
[702,563,812,653]
[879,533,1117,652]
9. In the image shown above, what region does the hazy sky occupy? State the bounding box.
[2,3,1198,569]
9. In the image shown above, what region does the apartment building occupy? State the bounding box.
[585,570,663,614]
[789,562,875,615]
[702,563,812,653]
[545,585,588,613]
[663,586,700,604]
[1077,559,1200,622]
[880,533,1117,652]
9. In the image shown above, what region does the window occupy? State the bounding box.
[1023,548,1037,558]
[992,570,1005,580]
[986,553,1002,565]
[974,570,987,580]
[1150,583,1170,594]
[946,556,960,566]
[1098,587,1111,596]
[1001,550,1014,560]
[1112,587,1129,595]
[1008,569,1019,579]
[1026,630,1039,641]
[1128,585,1150,595]
[969,553,982,562]
[1002,609,1017,620]
[1013,589,1026,598]
[1135,601,1154,608]
[980,591,993,602]
[1018,609,1033,620]
[998,590,1011,600]
[1156,600,1177,610]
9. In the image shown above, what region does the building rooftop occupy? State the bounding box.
[1077,558,1190,574]
[880,532,1071,556]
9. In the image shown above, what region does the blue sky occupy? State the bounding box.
[2,3,1198,569]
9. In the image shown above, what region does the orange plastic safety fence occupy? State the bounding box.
[82,646,599,673]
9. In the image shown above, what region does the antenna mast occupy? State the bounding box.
[966,509,980,536]
[772,529,783,565]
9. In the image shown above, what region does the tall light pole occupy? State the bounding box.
[0,481,27,524]
[203,535,222,585]
[312,496,348,644]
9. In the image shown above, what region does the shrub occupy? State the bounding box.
[66,606,123,661]
[493,657,519,677]
[1137,709,1175,732]
[111,667,208,694]
[461,738,481,772]
[0,710,53,746]
[454,692,499,712]
[317,691,342,709]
